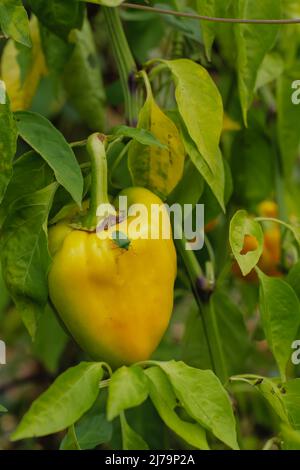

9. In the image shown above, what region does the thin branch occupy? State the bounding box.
[121,3,300,25]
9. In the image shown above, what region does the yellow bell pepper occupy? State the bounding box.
[48,134,177,368]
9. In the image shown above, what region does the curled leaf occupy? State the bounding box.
[230,210,264,276]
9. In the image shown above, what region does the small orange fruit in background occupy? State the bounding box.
[233,201,282,281]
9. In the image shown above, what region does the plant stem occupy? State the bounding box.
[175,236,204,284]
[202,301,228,383]
[99,379,111,389]
[139,69,153,99]
[121,3,300,24]
[70,139,87,148]
[102,7,138,125]
[176,237,228,383]
[83,133,111,229]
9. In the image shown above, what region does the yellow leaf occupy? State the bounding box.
[1,16,47,111]
[128,92,185,199]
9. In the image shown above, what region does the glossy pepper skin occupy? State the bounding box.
[48,186,177,368]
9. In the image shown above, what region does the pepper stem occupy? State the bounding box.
[83,133,112,230]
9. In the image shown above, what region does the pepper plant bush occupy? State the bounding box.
[0,0,300,451]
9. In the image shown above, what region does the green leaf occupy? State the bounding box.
[215,6,236,65]
[277,66,300,178]
[200,157,232,222]
[0,264,10,313]
[212,292,251,374]
[282,379,300,430]
[28,0,84,39]
[0,81,17,205]
[229,210,264,276]
[107,366,149,421]
[60,425,81,450]
[15,111,83,206]
[112,125,166,148]
[124,400,165,450]
[234,0,281,123]
[11,362,104,440]
[128,92,185,199]
[152,4,199,47]
[231,376,288,423]
[252,379,288,423]
[255,52,284,91]
[0,0,31,46]
[182,303,212,371]
[120,413,149,450]
[157,361,239,449]
[197,0,226,61]
[1,183,57,338]
[0,404,8,413]
[0,150,54,227]
[63,17,105,131]
[145,367,209,450]
[167,159,205,211]
[174,112,225,210]
[40,26,74,76]
[163,59,223,177]
[60,412,112,450]
[287,260,300,300]
[258,270,300,380]
[33,304,68,373]
[183,292,250,375]
[231,129,274,205]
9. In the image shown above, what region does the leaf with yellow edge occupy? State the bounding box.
[128,77,185,199]
[1,15,47,111]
